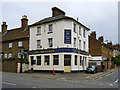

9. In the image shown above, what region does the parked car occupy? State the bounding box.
[86,65,98,74]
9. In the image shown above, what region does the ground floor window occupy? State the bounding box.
[75,55,77,65]
[4,54,7,58]
[37,56,41,65]
[64,55,71,66]
[31,56,36,65]
[8,53,12,58]
[44,56,49,65]
[53,55,59,65]
[80,56,82,66]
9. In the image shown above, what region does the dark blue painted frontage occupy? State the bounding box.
[29,48,89,56]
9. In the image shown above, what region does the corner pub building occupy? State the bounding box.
[29,7,90,73]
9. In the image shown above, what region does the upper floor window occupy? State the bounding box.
[37,40,41,49]
[83,41,86,50]
[18,41,22,47]
[9,43,12,48]
[8,53,12,58]
[79,40,81,49]
[48,38,53,47]
[37,27,41,35]
[83,29,86,37]
[74,37,76,47]
[79,27,81,35]
[48,24,53,33]
[73,23,76,33]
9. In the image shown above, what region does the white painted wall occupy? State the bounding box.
[29,19,89,52]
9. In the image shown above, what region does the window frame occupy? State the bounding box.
[18,41,22,47]
[53,55,59,65]
[48,24,53,33]
[9,42,12,48]
[37,40,41,49]
[75,55,77,65]
[37,26,41,35]
[74,37,76,47]
[37,56,41,65]
[73,23,76,33]
[44,55,50,65]
[48,38,53,47]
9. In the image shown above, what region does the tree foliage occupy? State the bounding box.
[112,55,120,66]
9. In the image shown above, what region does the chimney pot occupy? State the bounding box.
[98,36,104,43]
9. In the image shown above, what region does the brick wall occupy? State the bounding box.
[89,36,102,56]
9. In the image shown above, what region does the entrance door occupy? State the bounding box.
[64,55,71,73]
[82,57,85,70]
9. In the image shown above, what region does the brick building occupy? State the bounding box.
[89,31,113,61]
[1,15,29,59]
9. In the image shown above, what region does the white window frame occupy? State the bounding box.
[37,26,41,35]
[37,40,41,49]
[73,23,76,33]
[74,37,76,47]
[84,41,86,50]
[8,53,12,58]
[18,41,22,47]
[79,40,81,49]
[79,26,81,35]
[4,54,7,58]
[48,24,53,33]
[18,53,21,58]
[48,38,53,47]
[9,43,12,48]
[83,29,86,37]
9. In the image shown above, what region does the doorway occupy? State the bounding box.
[64,55,71,73]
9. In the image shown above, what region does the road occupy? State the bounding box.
[1,68,119,89]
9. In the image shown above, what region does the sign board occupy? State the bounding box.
[64,30,71,44]
[103,57,107,60]
[96,61,101,66]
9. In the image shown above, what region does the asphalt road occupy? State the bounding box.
[1,68,119,89]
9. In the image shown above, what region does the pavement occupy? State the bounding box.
[1,68,119,88]
[2,68,118,81]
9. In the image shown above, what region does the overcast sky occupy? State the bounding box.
[1,1,118,44]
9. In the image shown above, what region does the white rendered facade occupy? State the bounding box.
[29,19,90,72]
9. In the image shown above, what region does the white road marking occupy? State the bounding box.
[2,82,16,86]
[114,79,119,84]
[33,87,37,88]
[109,79,119,86]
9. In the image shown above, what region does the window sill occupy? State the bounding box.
[36,34,41,36]
[48,32,53,34]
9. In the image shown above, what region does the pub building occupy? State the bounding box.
[29,7,90,73]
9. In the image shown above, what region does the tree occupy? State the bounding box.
[113,55,120,66]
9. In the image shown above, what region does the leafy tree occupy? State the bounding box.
[113,55,120,66]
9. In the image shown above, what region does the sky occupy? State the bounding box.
[1,0,118,44]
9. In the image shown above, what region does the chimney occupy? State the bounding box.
[90,31,96,39]
[1,22,7,35]
[21,15,28,28]
[98,36,104,43]
[52,7,66,17]
[107,41,112,46]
